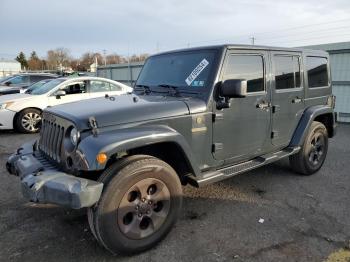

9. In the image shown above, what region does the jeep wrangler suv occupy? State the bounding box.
[6,45,336,255]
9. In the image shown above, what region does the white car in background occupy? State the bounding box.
[0,76,132,133]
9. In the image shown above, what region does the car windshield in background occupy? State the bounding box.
[25,80,53,94]
[29,79,65,95]
[136,50,217,90]
[0,75,15,85]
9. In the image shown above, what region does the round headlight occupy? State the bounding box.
[70,128,80,146]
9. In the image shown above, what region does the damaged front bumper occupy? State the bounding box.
[6,140,103,209]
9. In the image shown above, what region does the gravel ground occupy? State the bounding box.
[0,125,349,262]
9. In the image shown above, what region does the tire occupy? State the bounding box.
[88,155,183,255]
[14,108,42,133]
[290,121,328,175]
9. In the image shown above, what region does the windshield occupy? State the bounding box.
[136,50,217,90]
[25,79,52,93]
[30,79,65,95]
[0,75,16,84]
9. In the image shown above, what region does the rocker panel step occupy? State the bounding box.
[188,146,300,187]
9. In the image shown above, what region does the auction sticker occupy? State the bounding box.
[185,59,209,86]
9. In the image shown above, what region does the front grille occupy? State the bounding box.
[39,117,65,162]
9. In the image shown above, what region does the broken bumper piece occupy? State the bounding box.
[6,140,103,209]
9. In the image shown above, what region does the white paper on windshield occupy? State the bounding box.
[185,59,209,86]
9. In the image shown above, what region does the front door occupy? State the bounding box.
[270,52,305,148]
[48,81,89,106]
[213,50,272,163]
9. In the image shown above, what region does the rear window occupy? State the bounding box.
[307,57,329,88]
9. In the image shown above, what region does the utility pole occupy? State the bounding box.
[102,49,107,66]
[250,36,256,45]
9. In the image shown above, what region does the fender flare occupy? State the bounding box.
[289,105,335,147]
[77,125,200,176]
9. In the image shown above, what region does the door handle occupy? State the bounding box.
[256,102,270,110]
[292,97,302,103]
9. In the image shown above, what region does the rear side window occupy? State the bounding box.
[274,55,301,90]
[307,57,329,88]
[110,84,122,91]
[224,55,264,93]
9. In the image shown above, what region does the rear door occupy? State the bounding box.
[88,80,125,98]
[271,52,305,148]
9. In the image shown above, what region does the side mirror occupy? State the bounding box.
[4,81,11,86]
[55,90,66,99]
[220,79,247,98]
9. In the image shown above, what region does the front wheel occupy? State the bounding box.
[290,121,328,175]
[88,155,183,255]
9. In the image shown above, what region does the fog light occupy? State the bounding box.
[96,153,107,164]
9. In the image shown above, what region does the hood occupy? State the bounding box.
[0,86,20,95]
[46,94,205,130]
[0,93,34,103]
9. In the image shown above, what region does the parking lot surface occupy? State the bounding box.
[0,125,349,262]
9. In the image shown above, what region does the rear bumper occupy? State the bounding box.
[6,140,103,209]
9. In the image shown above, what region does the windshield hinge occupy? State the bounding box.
[88,116,99,137]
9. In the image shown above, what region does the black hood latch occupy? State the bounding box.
[88,116,99,137]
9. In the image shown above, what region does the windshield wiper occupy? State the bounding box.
[158,84,201,96]
[134,84,152,95]
[157,84,181,96]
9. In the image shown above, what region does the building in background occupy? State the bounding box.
[0,59,21,77]
[302,41,350,122]
[97,61,144,86]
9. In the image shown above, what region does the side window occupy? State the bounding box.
[274,55,301,90]
[307,57,329,88]
[62,81,87,95]
[224,55,264,93]
[110,83,122,91]
[90,81,111,93]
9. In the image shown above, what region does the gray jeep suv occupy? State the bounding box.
[6,44,336,255]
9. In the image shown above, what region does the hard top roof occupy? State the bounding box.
[155,44,328,56]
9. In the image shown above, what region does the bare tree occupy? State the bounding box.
[76,52,104,71]
[46,48,71,70]
[106,53,126,64]
[129,53,149,63]
[27,51,45,70]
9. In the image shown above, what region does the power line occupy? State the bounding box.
[257,26,350,42]
[179,18,350,48]
[252,18,350,36]
[262,32,350,46]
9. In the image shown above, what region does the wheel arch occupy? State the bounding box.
[77,125,201,181]
[290,105,336,147]
[314,113,335,138]
[126,141,195,185]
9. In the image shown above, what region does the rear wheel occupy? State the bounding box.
[290,121,328,175]
[14,108,42,133]
[88,155,183,255]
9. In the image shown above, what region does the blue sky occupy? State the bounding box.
[0,0,350,59]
